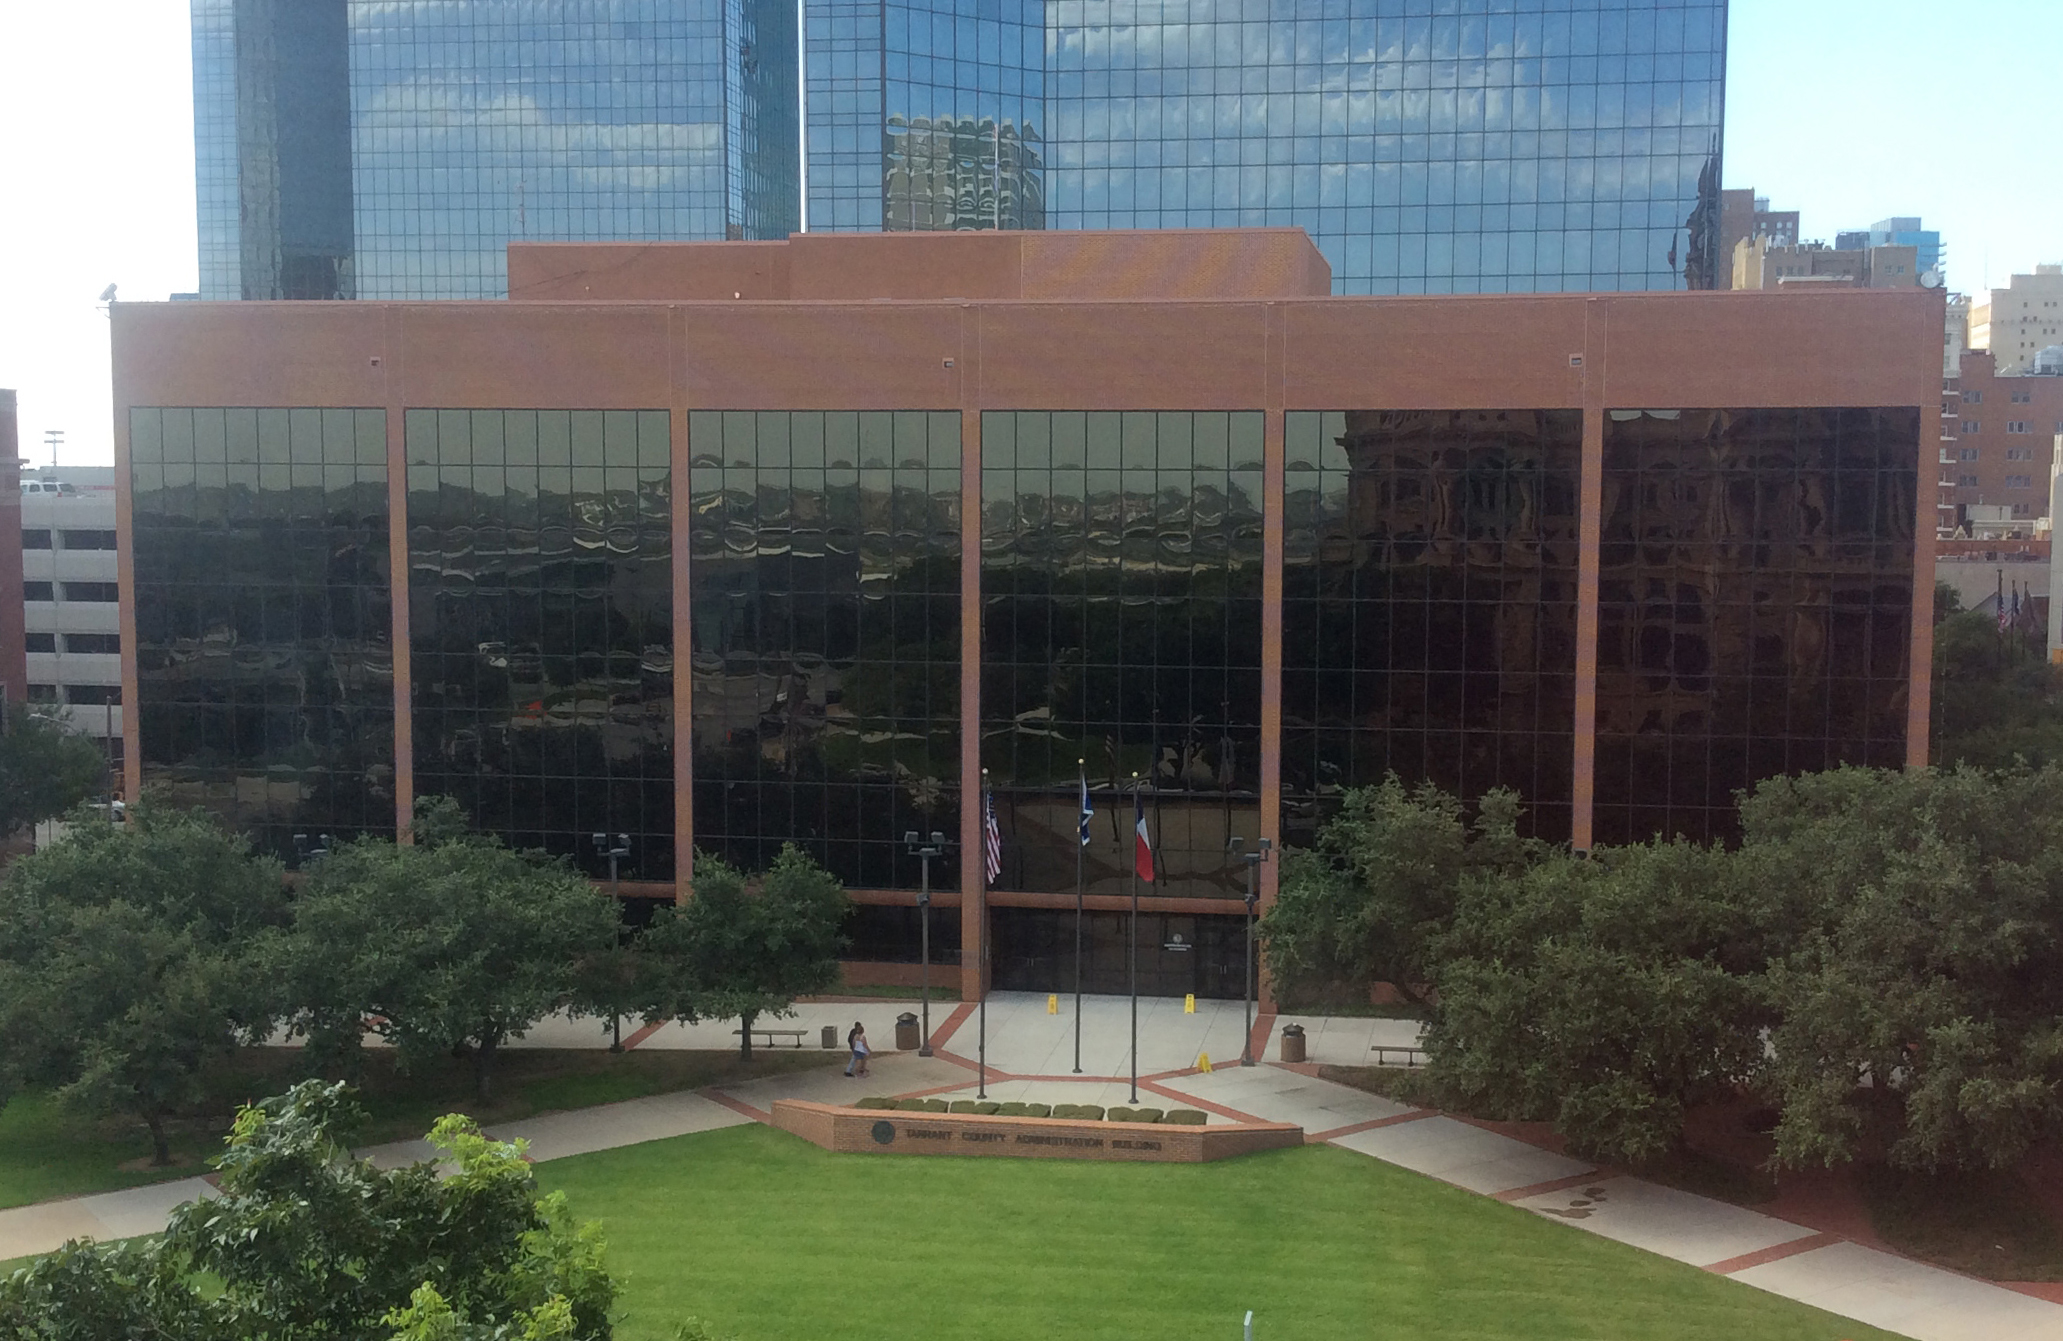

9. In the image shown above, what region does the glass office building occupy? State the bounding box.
[192,0,799,300]
[807,0,1727,294]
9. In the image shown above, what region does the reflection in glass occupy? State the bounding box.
[991,907,1248,998]
[1594,408,1918,845]
[981,411,1264,900]
[131,407,395,858]
[689,411,962,890]
[406,410,675,879]
[1283,411,1581,846]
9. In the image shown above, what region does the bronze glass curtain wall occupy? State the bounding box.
[130,403,1920,874]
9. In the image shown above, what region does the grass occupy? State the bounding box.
[539,1123,1906,1341]
[0,1048,836,1211]
[1860,1163,2063,1281]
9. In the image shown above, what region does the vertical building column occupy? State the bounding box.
[383,311,415,840]
[958,388,985,1002]
[1906,311,1943,769]
[671,310,694,897]
[1570,307,1605,851]
[1257,307,1286,1010]
[111,379,144,802]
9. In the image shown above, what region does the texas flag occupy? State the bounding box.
[1133,788,1154,883]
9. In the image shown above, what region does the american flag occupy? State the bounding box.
[983,788,1003,886]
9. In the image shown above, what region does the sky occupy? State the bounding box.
[0,0,2058,468]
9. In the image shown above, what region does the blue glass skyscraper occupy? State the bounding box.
[806,0,1728,294]
[193,0,798,300]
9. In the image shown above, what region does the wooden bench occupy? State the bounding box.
[736,1027,809,1049]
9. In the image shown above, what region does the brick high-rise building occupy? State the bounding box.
[1938,349,2063,529]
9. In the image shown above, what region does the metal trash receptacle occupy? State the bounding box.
[1280,1023,1307,1064]
[822,1024,838,1049]
[895,1012,921,1051]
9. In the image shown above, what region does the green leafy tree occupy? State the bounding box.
[1260,778,1545,1007]
[1930,594,2063,768]
[643,846,848,1060]
[0,1080,614,1340]
[1424,839,1774,1163]
[0,704,109,839]
[0,803,284,1164]
[1745,765,2063,1171]
[281,798,619,1103]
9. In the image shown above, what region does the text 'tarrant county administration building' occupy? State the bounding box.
[115,229,1938,1000]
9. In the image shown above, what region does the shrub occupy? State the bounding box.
[1132,1107,1165,1124]
[854,1097,893,1110]
[972,1102,1001,1116]
[1106,1107,1135,1122]
[996,1102,1028,1117]
[1165,1110,1208,1125]
[919,1099,949,1113]
[948,1100,978,1113]
[1025,1103,1052,1118]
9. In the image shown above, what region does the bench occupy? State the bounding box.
[1370,1044,1427,1068]
[736,1027,809,1049]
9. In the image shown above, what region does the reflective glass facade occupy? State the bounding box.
[130,408,395,858]
[688,412,963,890]
[195,0,800,300]
[406,411,675,879]
[807,0,1725,295]
[1594,409,1919,846]
[1283,410,1580,844]
[980,411,1264,900]
[806,0,1045,231]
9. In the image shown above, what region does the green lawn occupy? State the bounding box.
[0,1048,835,1211]
[539,1124,1904,1341]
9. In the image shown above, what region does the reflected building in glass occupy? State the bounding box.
[805,0,1725,295]
[192,0,799,300]
[118,229,1936,1000]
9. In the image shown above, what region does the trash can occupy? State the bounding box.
[1280,1023,1307,1064]
[895,1012,921,1051]
[821,1024,838,1049]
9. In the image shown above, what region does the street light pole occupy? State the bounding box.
[1230,835,1272,1066]
[592,833,631,1052]
[904,830,948,1057]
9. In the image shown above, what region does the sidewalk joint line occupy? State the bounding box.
[1310,1110,1436,1142]
[1702,1232,1844,1276]
[1493,1170,1605,1202]
[701,1089,770,1124]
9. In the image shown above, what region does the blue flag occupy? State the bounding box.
[1078,764,1094,847]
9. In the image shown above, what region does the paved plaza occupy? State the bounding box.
[5,992,2061,1340]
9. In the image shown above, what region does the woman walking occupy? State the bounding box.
[845,1021,871,1078]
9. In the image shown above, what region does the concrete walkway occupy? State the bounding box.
[6,991,2062,1341]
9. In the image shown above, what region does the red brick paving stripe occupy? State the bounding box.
[925,1002,979,1052]
[1702,1232,1844,1275]
[702,1089,771,1123]
[1309,1110,1438,1143]
[1491,1170,1606,1203]
[886,1079,987,1101]
[1247,1012,1277,1066]
[618,1020,665,1051]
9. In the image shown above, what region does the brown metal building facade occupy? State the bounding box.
[111,230,1940,1000]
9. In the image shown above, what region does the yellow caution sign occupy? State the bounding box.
[1047,993,1058,1015]
[1184,993,1196,1014]
[1198,1051,1213,1073]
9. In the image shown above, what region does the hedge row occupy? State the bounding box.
[853,1097,1207,1124]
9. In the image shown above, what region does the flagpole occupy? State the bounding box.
[979,771,990,1100]
[1074,758,1086,1075]
[1129,771,1141,1105]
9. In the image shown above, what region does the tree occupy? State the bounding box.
[0,704,109,838]
[643,846,848,1060]
[1423,839,1774,1163]
[0,1080,614,1340]
[280,797,619,1103]
[1930,593,2063,768]
[0,803,284,1164]
[1745,765,2063,1171]
[1260,778,1545,1007]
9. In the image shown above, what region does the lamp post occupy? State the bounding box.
[1229,835,1272,1066]
[904,830,948,1056]
[592,833,631,1052]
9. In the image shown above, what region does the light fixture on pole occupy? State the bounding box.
[904,829,948,1057]
[1228,835,1272,1066]
[592,833,631,1052]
